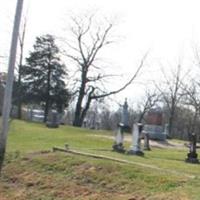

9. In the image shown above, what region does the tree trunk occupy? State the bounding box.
[73,71,87,127]
[138,110,146,123]
[73,116,83,127]
[168,112,174,138]
[191,110,198,134]
[44,64,51,122]
[44,99,49,123]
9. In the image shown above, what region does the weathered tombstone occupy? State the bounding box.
[112,99,129,153]
[46,110,59,128]
[112,123,126,153]
[143,130,151,151]
[143,107,166,141]
[128,123,144,156]
[185,133,199,164]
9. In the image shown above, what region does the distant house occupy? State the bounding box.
[28,109,44,122]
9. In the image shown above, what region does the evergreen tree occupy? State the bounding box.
[22,34,70,122]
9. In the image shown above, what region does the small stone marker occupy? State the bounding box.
[128,123,144,156]
[185,133,199,164]
[112,123,126,153]
[46,110,59,128]
[143,131,151,151]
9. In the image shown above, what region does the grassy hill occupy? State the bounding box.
[0,120,200,200]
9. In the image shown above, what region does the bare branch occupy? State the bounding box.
[88,24,113,67]
[91,53,148,99]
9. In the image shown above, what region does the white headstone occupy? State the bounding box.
[131,123,140,151]
[116,127,123,144]
[128,123,144,156]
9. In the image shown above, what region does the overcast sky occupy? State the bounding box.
[1,0,200,105]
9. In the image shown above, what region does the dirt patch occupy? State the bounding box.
[0,154,149,200]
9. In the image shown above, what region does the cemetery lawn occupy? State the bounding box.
[0,120,200,199]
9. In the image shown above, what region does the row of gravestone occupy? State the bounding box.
[112,122,199,163]
[112,123,150,156]
[121,99,167,141]
[114,99,199,164]
[46,100,199,164]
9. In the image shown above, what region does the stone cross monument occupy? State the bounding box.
[121,98,129,127]
[112,99,129,153]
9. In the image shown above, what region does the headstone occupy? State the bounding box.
[46,110,59,128]
[112,123,126,153]
[122,98,129,126]
[112,99,130,153]
[128,123,144,156]
[143,131,151,151]
[143,108,166,141]
[185,133,199,164]
[121,99,131,132]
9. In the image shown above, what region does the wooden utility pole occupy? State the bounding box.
[0,0,24,173]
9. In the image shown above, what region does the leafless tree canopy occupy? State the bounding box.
[63,14,146,127]
[155,64,189,136]
[137,89,161,123]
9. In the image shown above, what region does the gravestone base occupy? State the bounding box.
[122,125,131,133]
[144,146,151,151]
[46,122,59,128]
[112,143,126,153]
[185,152,199,164]
[127,149,144,156]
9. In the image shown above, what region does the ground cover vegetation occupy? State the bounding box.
[0,120,199,200]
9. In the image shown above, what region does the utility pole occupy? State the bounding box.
[0,0,24,173]
[17,19,27,119]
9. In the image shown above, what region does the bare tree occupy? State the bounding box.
[137,89,161,123]
[63,15,146,127]
[155,64,188,137]
[181,81,200,135]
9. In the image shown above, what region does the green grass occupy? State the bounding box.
[8,120,112,152]
[0,120,199,199]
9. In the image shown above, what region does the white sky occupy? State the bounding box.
[1,0,200,106]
